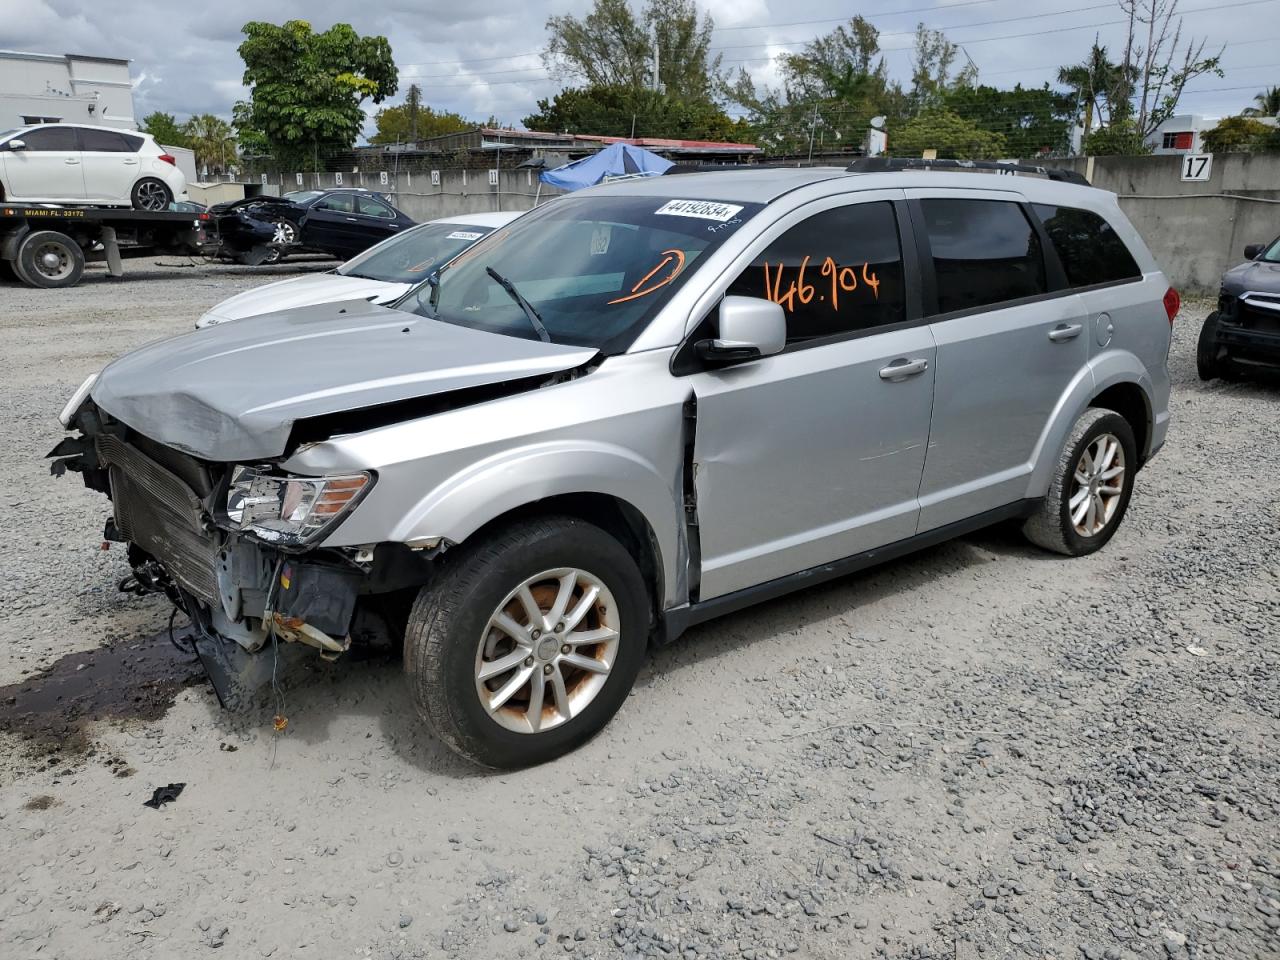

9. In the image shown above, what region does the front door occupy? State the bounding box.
[907,191,1090,531]
[1,126,85,201]
[688,195,937,600]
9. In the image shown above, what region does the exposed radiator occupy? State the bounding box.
[97,434,220,605]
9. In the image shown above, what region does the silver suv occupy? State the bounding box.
[54,165,1175,766]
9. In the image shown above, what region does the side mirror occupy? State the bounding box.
[695,296,786,367]
[6,138,26,151]
[1244,243,1263,260]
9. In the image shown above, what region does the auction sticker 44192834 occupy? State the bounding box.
[655,200,745,222]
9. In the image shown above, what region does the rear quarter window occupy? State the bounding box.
[1032,204,1142,288]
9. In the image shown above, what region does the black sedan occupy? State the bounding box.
[211,188,416,265]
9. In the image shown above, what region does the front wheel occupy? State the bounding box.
[405,516,649,767]
[1197,313,1223,381]
[1023,408,1137,557]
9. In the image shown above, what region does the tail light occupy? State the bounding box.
[1163,287,1180,325]
[158,154,177,166]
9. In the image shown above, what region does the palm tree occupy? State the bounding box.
[1243,85,1280,118]
[182,114,236,176]
[1057,42,1124,142]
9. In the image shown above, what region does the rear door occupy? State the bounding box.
[908,189,1089,531]
[686,192,938,599]
[1,126,85,201]
[78,128,142,204]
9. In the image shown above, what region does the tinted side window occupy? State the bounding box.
[316,194,354,213]
[921,198,1046,315]
[81,129,129,152]
[356,195,393,218]
[726,201,906,343]
[1032,204,1142,288]
[20,127,79,151]
[121,133,144,151]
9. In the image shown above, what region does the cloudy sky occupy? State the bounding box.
[2,0,1275,136]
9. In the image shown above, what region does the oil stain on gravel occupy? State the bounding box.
[0,629,205,752]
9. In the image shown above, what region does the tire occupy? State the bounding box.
[15,230,85,288]
[1023,407,1138,557]
[405,516,649,768]
[131,177,172,211]
[1197,313,1223,381]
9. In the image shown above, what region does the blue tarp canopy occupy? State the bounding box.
[539,142,673,192]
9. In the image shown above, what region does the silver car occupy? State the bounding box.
[53,166,1175,767]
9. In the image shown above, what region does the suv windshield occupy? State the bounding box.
[338,222,496,283]
[407,194,762,352]
[1261,236,1280,262]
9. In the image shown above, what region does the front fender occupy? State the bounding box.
[1024,351,1153,499]
[392,440,685,608]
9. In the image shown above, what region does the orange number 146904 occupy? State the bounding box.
[762,256,880,313]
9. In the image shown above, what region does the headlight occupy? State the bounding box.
[224,466,372,547]
[59,373,98,427]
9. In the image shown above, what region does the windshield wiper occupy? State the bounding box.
[485,267,550,343]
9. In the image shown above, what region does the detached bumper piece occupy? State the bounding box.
[270,560,361,659]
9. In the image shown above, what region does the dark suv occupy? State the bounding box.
[1198,235,1280,381]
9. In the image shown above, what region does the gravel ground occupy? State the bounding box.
[0,262,1277,960]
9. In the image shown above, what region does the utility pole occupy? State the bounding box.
[651,25,661,93]
[806,104,819,164]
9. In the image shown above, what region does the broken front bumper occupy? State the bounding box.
[52,425,368,706]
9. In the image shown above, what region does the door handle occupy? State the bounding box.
[879,357,929,381]
[1048,323,1083,342]
[64,158,80,165]
[346,217,358,222]
[123,158,138,165]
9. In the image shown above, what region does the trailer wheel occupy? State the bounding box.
[15,230,85,288]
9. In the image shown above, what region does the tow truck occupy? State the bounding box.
[0,204,214,289]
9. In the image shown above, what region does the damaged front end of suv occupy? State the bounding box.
[49,297,603,708]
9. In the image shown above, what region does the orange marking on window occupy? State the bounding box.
[607,248,686,304]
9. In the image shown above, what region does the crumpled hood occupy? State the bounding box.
[197,273,411,327]
[92,298,598,462]
[1222,258,1280,295]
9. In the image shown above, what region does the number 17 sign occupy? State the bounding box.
[1181,154,1212,182]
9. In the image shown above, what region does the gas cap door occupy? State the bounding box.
[1094,311,1114,348]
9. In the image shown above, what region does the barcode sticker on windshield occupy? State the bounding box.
[446,230,484,241]
[655,200,744,222]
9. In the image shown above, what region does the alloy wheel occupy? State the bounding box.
[136,181,169,211]
[1069,433,1126,537]
[474,568,620,734]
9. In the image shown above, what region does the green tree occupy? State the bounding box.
[942,84,1074,158]
[1082,119,1150,156]
[140,112,190,149]
[371,101,473,144]
[1201,115,1274,153]
[724,16,907,156]
[1243,85,1280,118]
[234,19,397,169]
[909,24,977,113]
[543,0,719,100]
[182,114,236,174]
[888,109,1007,159]
[524,85,745,141]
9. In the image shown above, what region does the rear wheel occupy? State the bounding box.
[131,177,172,211]
[14,230,85,288]
[1023,408,1137,557]
[404,516,649,768]
[1197,313,1223,381]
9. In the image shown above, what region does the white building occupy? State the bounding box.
[1145,114,1220,155]
[0,50,136,131]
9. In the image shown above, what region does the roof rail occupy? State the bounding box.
[845,157,1090,186]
